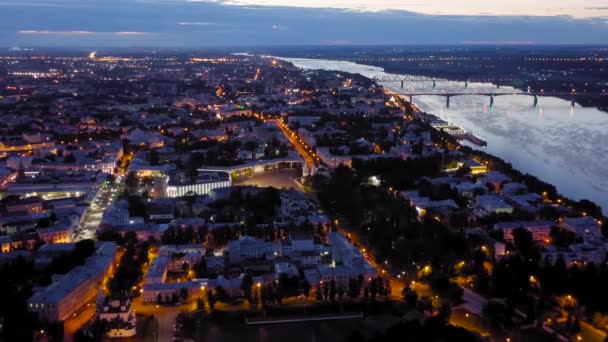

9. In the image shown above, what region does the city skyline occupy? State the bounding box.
[0,0,607,47]
[1,4,608,338]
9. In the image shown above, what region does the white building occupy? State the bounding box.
[309,233,378,288]
[145,256,169,285]
[166,179,231,198]
[494,221,555,243]
[476,195,514,215]
[98,295,136,338]
[37,219,76,244]
[226,236,277,264]
[561,217,602,237]
[274,262,299,278]
[279,233,326,266]
[27,242,117,322]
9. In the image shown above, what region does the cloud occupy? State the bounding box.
[3,0,608,46]
[18,30,94,35]
[17,30,150,36]
[168,0,608,18]
[177,21,216,25]
[461,40,535,45]
[321,40,353,45]
[113,31,150,35]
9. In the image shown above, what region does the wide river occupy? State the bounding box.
[278,57,608,211]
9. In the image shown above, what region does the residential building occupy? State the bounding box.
[494,220,554,243]
[27,242,117,322]
[561,217,602,237]
[226,236,277,264]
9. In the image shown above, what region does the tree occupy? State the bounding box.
[207,290,216,310]
[329,280,336,301]
[36,217,52,228]
[301,280,311,297]
[64,153,76,163]
[97,229,125,244]
[124,231,138,248]
[370,278,378,299]
[417,296,433,313]
[513,227,535,258]
[241,273,254,301]
[571,318,581,333]
[179,287,189,302]
[402,285,418,308]
[125,172,138,190]
[214,286,228,301]
[149,150,160,166]
[525,303,536,324]
[376,277,385,296]
[550,226,576,248]
[482,300,511,329]
[437,303,452,325]
[348,278,360,299]
[244,141,258,160]
[474,269,491,295]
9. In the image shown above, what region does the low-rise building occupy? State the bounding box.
[561,217,602,237]
[476,195,514,215]
[97,295,136,338]
[494,220,554,243]
[166,172,232,198]
[27,242,117,322]
[226,236,277,264]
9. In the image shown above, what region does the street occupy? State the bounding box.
[74,174,123,241]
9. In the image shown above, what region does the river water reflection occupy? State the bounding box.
[279,57,608,211]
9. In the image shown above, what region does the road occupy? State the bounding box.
[63,301,97,341]
[74,174,123,241]
[459,286,488,316]
[579,320,606,342]
[450,308,491,339]
[272,119,321,169]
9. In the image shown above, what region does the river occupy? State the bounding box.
[277,57,608,212]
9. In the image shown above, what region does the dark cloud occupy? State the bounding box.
[0,0,606,47]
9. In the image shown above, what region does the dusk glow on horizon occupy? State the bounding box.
[195,0,608,18]
[0,0,607,46]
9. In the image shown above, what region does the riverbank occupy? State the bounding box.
[277,56,608,214]
[389,88,607,225]
[377,64,608,112]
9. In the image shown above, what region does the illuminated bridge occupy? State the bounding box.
[390,91,607,108]
[372,75,516,89]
